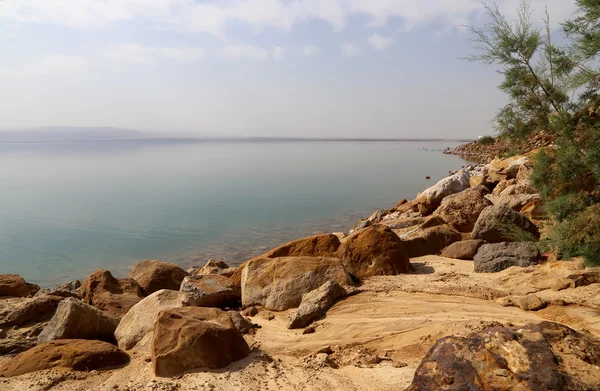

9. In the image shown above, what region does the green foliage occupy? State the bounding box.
[478,136,495,145]
[545,193,591,222]
[497,221,539,242]
[548,204,600,266]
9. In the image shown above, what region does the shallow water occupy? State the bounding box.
[0,140,468,286]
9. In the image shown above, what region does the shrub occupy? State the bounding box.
[547,204,600,266]
[478,136,495,145]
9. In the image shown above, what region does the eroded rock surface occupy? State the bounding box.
[129,260,188,296]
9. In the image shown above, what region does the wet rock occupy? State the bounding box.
[401,225,462,258]
[408,321,600,391]
[180,274,240,308]
[441,239,486,260]
[129,260,188,296]
[288,281,347,329]
[115,289,197,351]
[416,171,471,215]
[0,274,40,298]
[433,185,492,232]
[338,225,411,279]
[472,205,540,243]
[0,340,130,377]
[241,257,352,311]
[79,269,144,319]
[37,297,119,343]
[152,307,249,377]
[474,242,542,273]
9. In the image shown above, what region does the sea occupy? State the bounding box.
[0,140,469,286]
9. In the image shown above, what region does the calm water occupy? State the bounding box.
[0,140,467,286]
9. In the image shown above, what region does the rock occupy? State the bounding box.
[0,340,130,377]
[474,242,542,273]
[351,219,372,232]
[0,274,40,298]
[0,321,46,355]
[230,233,342,286]
[518,294,546,311]
[407,322,600,391]
[129,260,188,296]
[492,178,517,195]
[472,205,540,243]
[337,225,411,279]
[441,239,486,260]
[400,225,462,258]
[115,289,197,351]
[416,171,471,215]
[392,200,417,214]
[56,280,81,291]
[241,306,258,317]
[367,209,387,223]
[499,181,537,196]
[288,281,347,329]
[469,175,484,188]
[188,260,235,278]
[227,311,253,334]
[179,275,240,308]
[152,307,250,377]
[521,199,547,220]
[0,295,63,327]
[241,257,353,311]
[486,193,542,212]
[433,186,492,232]
[79,269,145,319]
[487,156,529,184]
[37,297,118,343]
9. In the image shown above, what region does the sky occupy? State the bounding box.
[0,0,580,139]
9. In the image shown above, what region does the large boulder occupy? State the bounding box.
[487,156,529,184]
[230,233,342,286]
[337,225,411,279]
[0,294,64,327]
[152,307,250,377]
[486,193,542,212]
[474,242,543,273]
[0,340,130,377]
[407,322,600,391]
[129,260,188,296]
[441,239,486,260]
[115,289,196,351]
[416,171,470,215]
[472,205,540,243]
[37,297,118,344]
[401,225,462,258]
[180,275,240,308]
[433,186,493,232]
[0,274,40,298]
[288,281,347,329]
[241,257,353,311]
[79,269,144,318]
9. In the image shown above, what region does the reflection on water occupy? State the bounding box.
[0,140,467,286]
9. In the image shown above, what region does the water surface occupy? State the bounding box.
[0,140,467,286]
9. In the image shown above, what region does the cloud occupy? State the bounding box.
[0,54,88,78]
[273,46,285,61]
[341,43,361,57]
[0,1,577,37]
[368,33,394,51]
[102,44,204,65]
[302,45,321,57]
[223,44,269,61]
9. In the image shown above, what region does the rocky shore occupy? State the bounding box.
[1,152,600,390]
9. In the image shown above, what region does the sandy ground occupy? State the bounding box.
[1,256,599,391]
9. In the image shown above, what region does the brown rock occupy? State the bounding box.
[0,274,40,298]
[433,186,492,232]
[416,171,471,215]
[241,257,353,311]
[408,322,600,391]
[521,199,547,220]
[288,281,347,329]
[338,225,411,279]
[0,294,64,327]
[230,233,342,287]
[0,339,130,377]
[37,297,118,344]
[441,239,486,260]
[152,307,250,377]
[392,200,418,214]
[401,225,462,258]
[180,274,240,308]
[129,260,188,296]
[188,260,235,277]
[79,269,144,318]
[492,178,517,195]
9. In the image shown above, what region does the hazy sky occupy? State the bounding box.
[0,0,578,138]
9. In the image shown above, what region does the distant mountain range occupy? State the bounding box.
[0,127,474,143]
